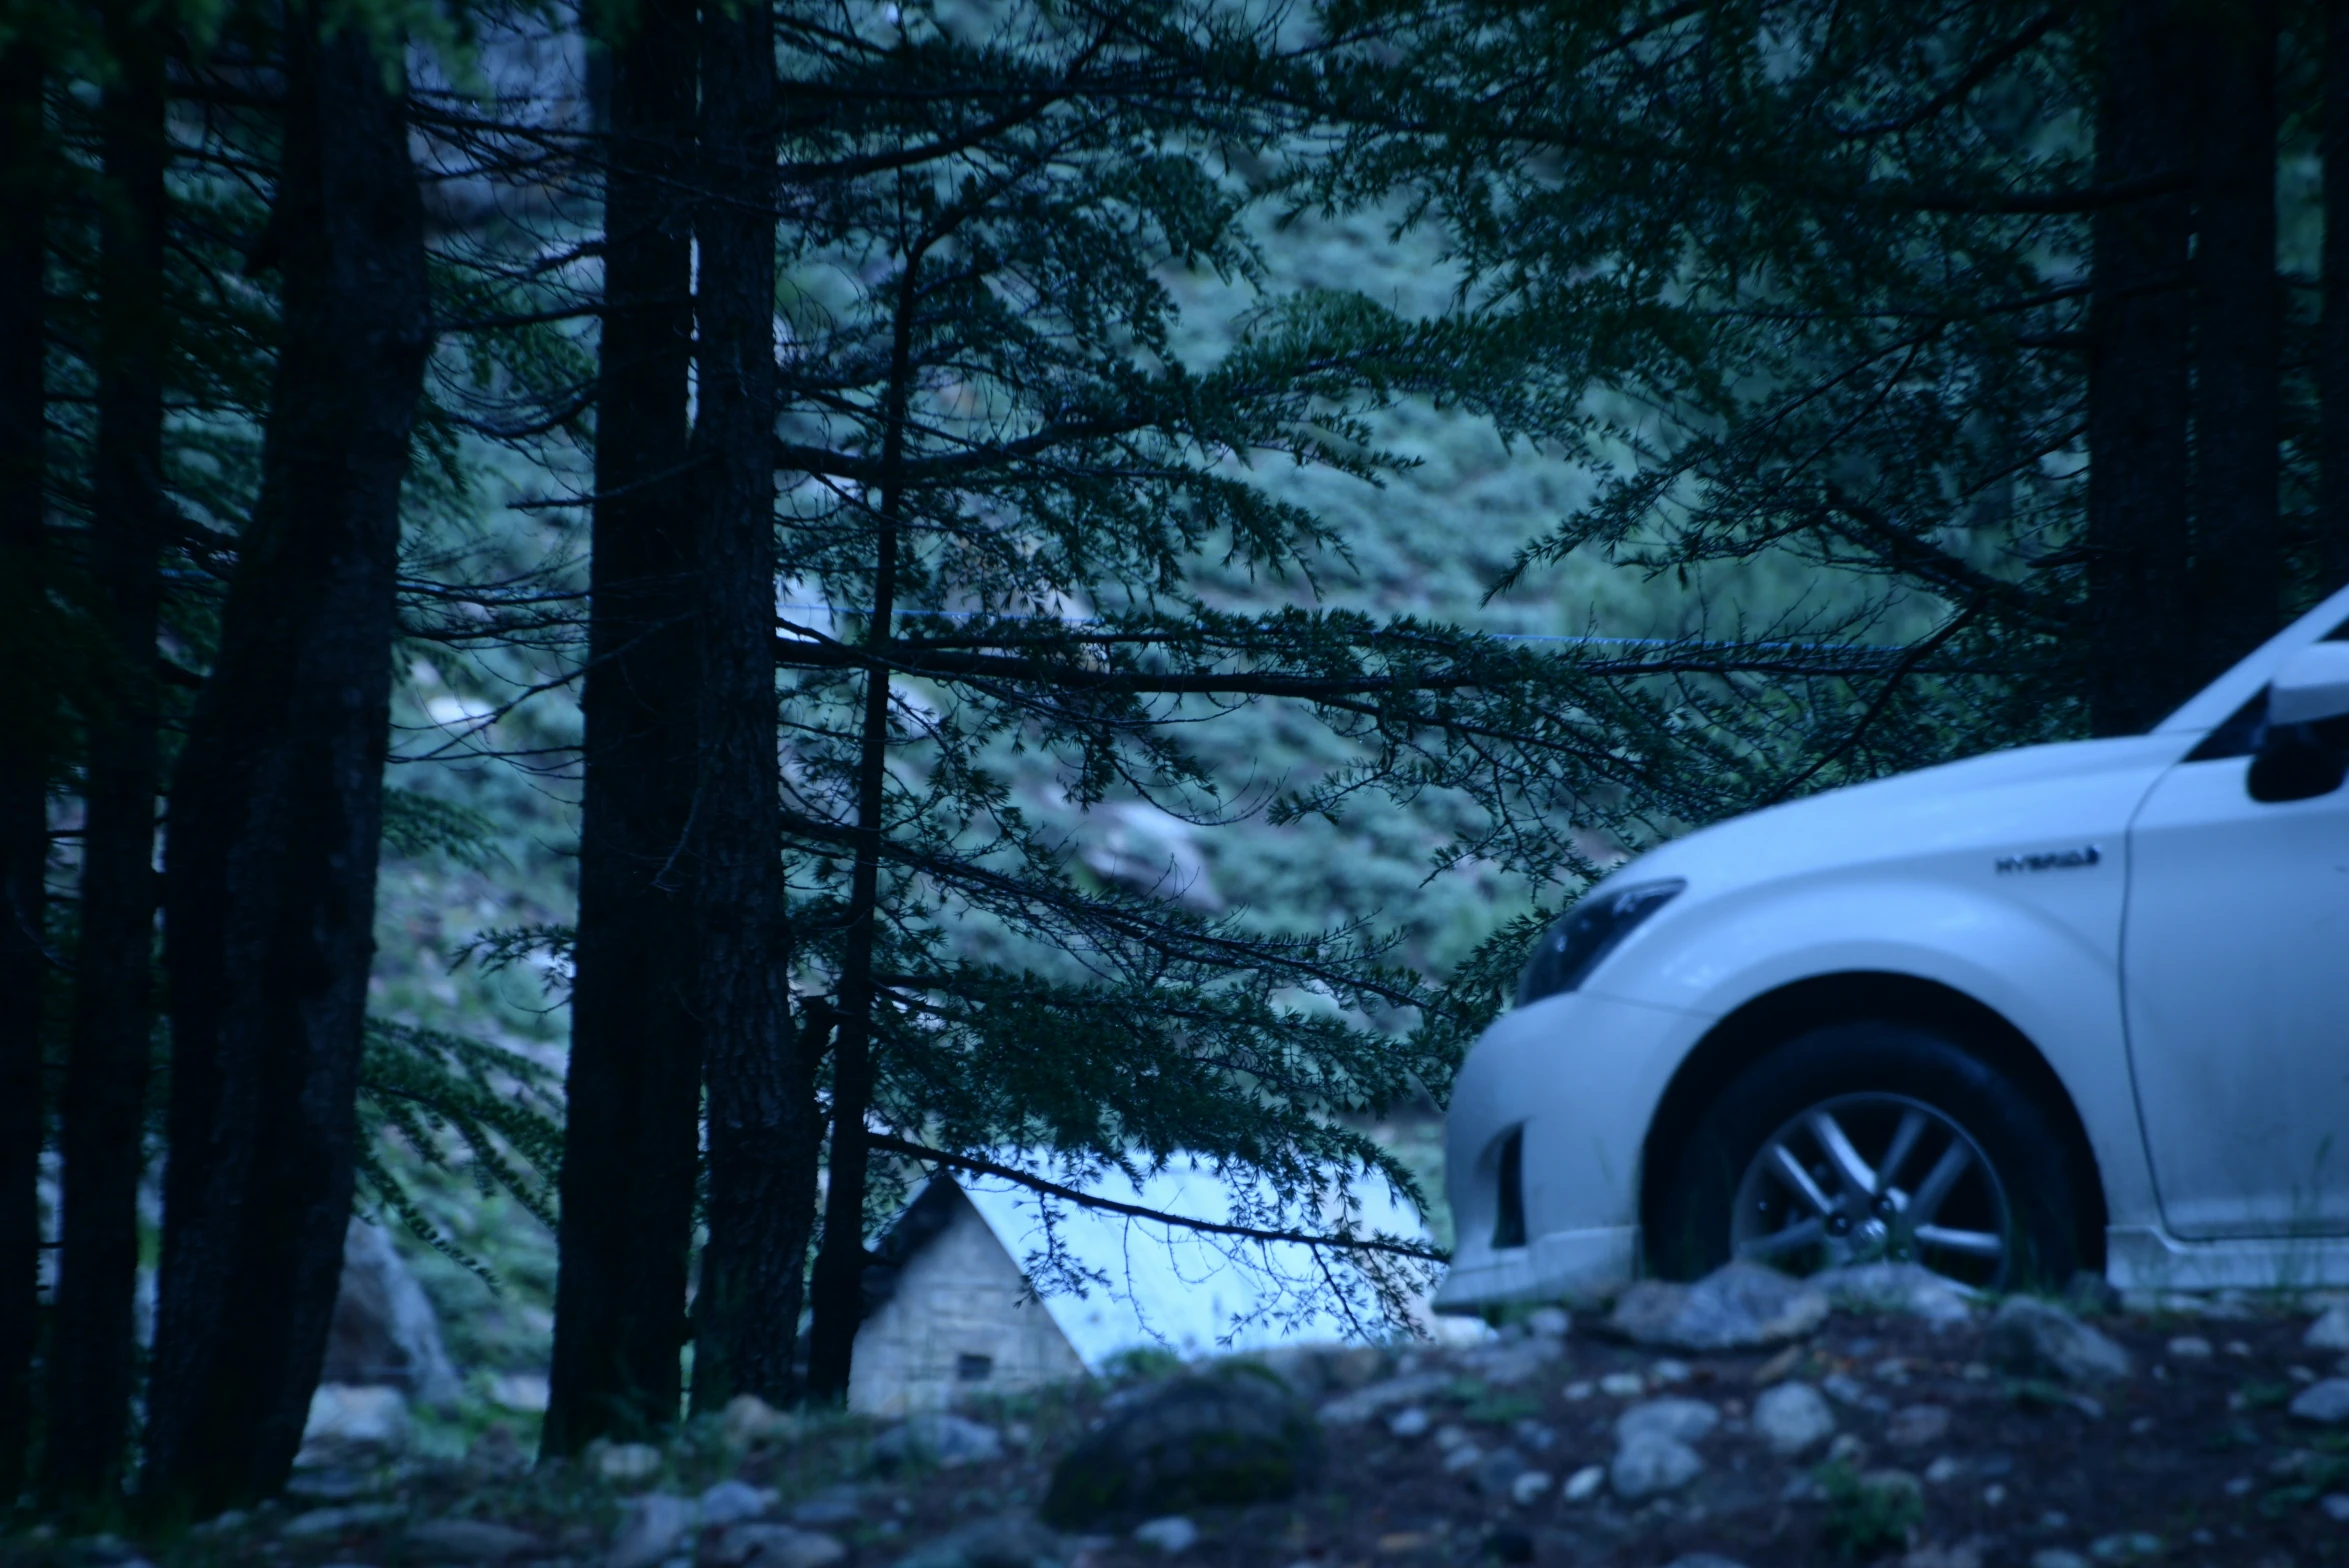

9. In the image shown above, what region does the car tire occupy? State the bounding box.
[1650,1020,2079,1292]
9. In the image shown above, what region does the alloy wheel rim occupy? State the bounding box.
[1729,1092,2014,1291]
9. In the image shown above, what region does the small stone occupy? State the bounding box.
[1983,1483,2008,1506]
[1387,1407,1430,1438]
[1433,1423,1472,1451]
[1563,1464,1605,1501]
[2088,1532,2161,1562]
[2039,1510,2070,1529]
[1134,1516,1200,1555]
[1441,1442,1485,1474]
[2225,1339,2253,1357]
[1598,1371,1645,1397]
[1822,1372,1882,1410]
[402,1518,541,1560]
[2165,1336,2213,1360]
[1651,1358,1693,1384]
[1753,1346,1802,1384]
[873,1413,1005,1469]
[1319,1371,1454,1425]
[702,1523,849,1568]
[1562,1380,1594,1401]
[1509,1470,1553,1506]
[1924,1456,1965,1485]
[2294,1365,2320,1383]
[596,1441,665,1484]
[1984,1298,2133,1385]
[1810,1261,1977,1324]
[787,1488,862,1529]
[700,1480,779,1528]
[2322,1493,2349,1522]
[2293,1379,2349,1424]
[721,1394,799,1448]
[1609,1433,1704,1499]
[2029,1553,2090,1568]
[1901,1547,1982,1568]
[1604,1262,1829,1352]
[1526,1307,1571,1338]
[1826,1432,1871,1467]
[1886,1404,1952,1449]
[893,1516,1062,1568]
[298,1384,411,1464]
[1615,1397,1719,1447]
[280,1503,405,1540]
[1752,1382,1836,1457]
[607,1494,697,1568]
[1665,1556,1750,1568]
[2309,1304,2349,1351]
[2225,1476,2254,1497]
[1462,1337,1567,1386]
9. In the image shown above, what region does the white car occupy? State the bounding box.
[1439,584,2349,1312]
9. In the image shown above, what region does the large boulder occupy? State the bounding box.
[1604,1262,1829,1352]
[1042,1370,1321,1528]
[321,1219,460,1406]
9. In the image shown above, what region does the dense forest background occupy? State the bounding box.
[4,0,2346,1526]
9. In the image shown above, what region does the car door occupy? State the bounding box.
[2122,697,2349,1239]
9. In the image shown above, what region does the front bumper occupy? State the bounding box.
[1435,986,1705,1313]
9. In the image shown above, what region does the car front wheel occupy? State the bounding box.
[1650,1021,2080,1293]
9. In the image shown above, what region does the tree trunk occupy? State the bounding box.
[144,5,430,1516]
[803,259,918,1406]
[542,0,704,1458]
[2323,0,2349,591]
[686,0,817,1412]
[2188,0,2281,679]
[0,36,50,1501]
[43,9,167,1507]
[2087,0,2196,736]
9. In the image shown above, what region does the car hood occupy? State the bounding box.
[1615,731,2192,900]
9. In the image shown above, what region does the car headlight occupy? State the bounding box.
[1514,879,1686,1008]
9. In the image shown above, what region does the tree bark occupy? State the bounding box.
[686,0,817,1412]
[542,0,704,1458]
[2323,0,2349,590]
[43,7,167,1507]
[2188,0,2281,679]
[144,4,431,1516]
[2087,0,2196,736]
[0,36,50,1501]
[803,257,917,1406]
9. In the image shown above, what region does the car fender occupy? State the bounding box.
[1593,870,2156,1231]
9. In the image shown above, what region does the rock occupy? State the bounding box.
[2291,1378,2349,1423]
[1042,1371,1320,1527]
[297,1384,409,1466]
[596,1441,665,1484]
[894,1515,1063,1568]
[703,1524,849,1568]
[1752,1381,1837,1456]
[1811,1263,1977,1324]
[321,1219,460,1406]
[1458,1336,1565,1386]
[1386,1407,1429,1438]
[700,1480,779,1528]
[1666,1557,1750,1568]
[608,1493,698,1568]
[874,1413,1004,1469]
[1468,1446,1527,1495]
[488,1371,548,1412]
[2310,1305,2349,1351]
[1508,1470,1553,1505]
[403,1519,542,1560]
[1885,1404,1951,1448]
[1827,1432,1871,1467]
[2165,1336,2213,1360]
[1563,1463,1605,1501]
[721,1394,799,1448]
[280,1502,405,1540]
[1923,1456,1964,1485]
[1440,1442,1484,1474]
[1318,1371,1452,1425]
[1651,1358,1693,1383]
[2087,1532,2161,1562]
[1984,1298,2132,1385]
[1133,1516,1199,1554]
[788,1488,863,1529]
[1604,1262,1829,1352]
[2322,1493,2349,1521]
[1597,1371,1645,1397]
[1526,1307,1570,1338]
[2029,1552,2090,1568]
[1615,1397,1719,1446]
[1609,1432,1704,1499]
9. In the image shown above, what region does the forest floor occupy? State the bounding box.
[14,1287,2349,1568]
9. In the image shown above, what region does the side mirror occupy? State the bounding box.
[2250,644,2349,803]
